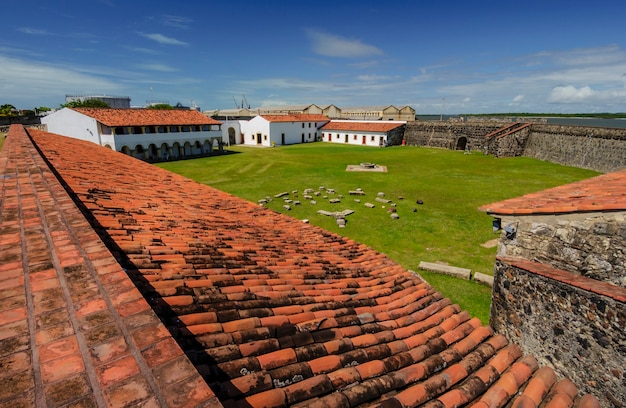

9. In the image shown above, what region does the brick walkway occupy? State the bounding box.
[0,126,221,407]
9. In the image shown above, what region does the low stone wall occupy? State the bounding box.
[495,212,626,288]
[491,259,626,407]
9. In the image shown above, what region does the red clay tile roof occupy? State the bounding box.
[480,169,626,215]
[72,107,222,126]
[259,114,329,123]
[1,124,600,407]
[321,121,405,133]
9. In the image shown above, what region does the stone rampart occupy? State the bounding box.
[404,121,502,152]
[491,259,626,407]
[523,124,626,172]
[404,121,626,173]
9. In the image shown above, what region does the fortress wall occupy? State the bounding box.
[523,124,626,172]
[404,121,502,151]
[491,259,626,406]
[404,121,626,173]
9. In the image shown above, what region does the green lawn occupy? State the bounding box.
[157,143,598,324]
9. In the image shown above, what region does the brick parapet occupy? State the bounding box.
[0,125,222,407]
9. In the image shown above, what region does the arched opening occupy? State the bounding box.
[121,146,131,155]
[228,127,236,145]
[203,140,212,154]
[148,144,158,160]
[172,142,181,159]
[160,143,170,160]
[134,144,145,160]
[456,136,468,151]
[194,141,202,155]
[103,144,112,149]
[184,142,192,157]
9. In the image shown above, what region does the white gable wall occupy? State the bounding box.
[323,130,388,147]
[41,108,101,145]
[242,116,271,146]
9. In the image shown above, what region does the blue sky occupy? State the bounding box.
[2,0,626,114]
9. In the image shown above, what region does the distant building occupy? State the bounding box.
[65,94,132,109]
[321,120,406,147]
[206,104,416,122]
[41,107,223,160]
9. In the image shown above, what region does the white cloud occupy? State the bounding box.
[513,94,524,102]
[305,30,383,58]
[356,74,396,82]
[18,27,52,35]
[548,85,596,103]
[138,32,188,46]
[135,63,178,72]
[161,15,193,29]
[0,54,124,107]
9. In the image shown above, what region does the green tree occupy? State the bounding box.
[146,103,174,110]
[63,99,110,108]
[0,104,18,116]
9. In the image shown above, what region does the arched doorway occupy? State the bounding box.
[121,146,131,156]
[456,136,468,151]
[228,127,236,145]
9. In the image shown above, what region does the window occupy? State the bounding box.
[145,126,156,134]
[101,125,111,135]
[353,135,357,140]
[308,123,311,128]
[202,125,210,131]
[371,136,375,141]
[169,126,179,132]
[336,134,340,139]
[181,126,190,132]
[264,135,268,140]
[158,126,168,133]
[302,123,305,128]
[132,126,143,134]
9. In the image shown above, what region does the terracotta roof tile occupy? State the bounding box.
[72,107,221,126]
[480,169,626,215]
[0,124,601,407]
[321,120,406,133]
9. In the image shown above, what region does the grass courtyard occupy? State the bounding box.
[157,143,599,323]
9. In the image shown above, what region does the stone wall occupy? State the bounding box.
[404,121,503,152]
[404,121,626,173]
[496,212,626,288]
[387,125,406,146]
[491,259,626,407]
[523,124,626,173]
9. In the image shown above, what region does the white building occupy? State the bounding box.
[240,114,330,146]
[320,120,406,147]
[41,107,223,160]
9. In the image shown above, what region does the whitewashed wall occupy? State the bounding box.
[41,108,101,145]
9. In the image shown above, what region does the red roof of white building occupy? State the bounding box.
[72,107,221,127]
[321,121,405,133]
